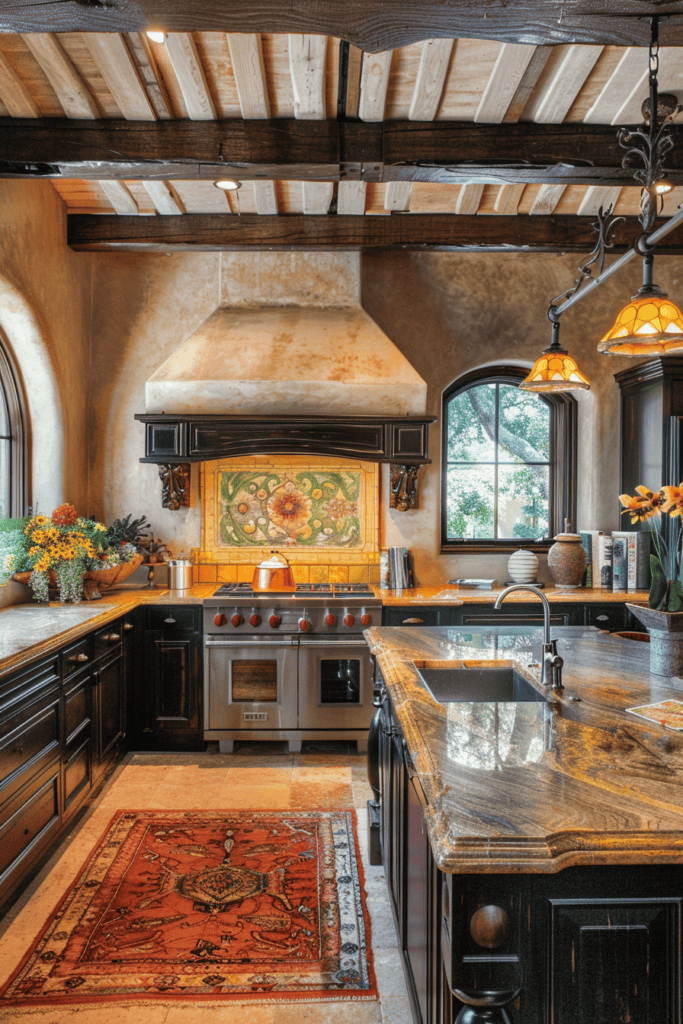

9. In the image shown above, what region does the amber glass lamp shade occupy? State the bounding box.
[520,322,590,392]
[597,291,683,356]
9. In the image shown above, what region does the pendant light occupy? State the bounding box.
[521,320,590,392]
[598,253,683,355]
[598,16,683,356]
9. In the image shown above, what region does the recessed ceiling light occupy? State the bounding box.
[655,179,674,195]
[146,31,166,43]
[213,179,242,192]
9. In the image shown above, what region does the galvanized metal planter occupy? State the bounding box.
[626,603,683,679]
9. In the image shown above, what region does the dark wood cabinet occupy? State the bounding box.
[382,603,636,632]
[615,357,683,507]
[376,668,683,1024]
[130,605,204,751]
[0,617,130,908]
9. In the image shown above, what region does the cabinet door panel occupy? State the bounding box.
[63,735,91,813]
[152,635,198,728]
[94,654,124,772]
[406,773,429,1024]
[550,899,678,1024]
[0,766,60,887]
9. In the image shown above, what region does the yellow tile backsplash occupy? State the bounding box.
[198,454,380,580]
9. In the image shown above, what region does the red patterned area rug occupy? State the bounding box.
[1,809,377,1006]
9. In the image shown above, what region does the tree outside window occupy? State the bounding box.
[441,367,576,552]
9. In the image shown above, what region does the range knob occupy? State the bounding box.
[213,613,227,627]
[231,613,243,627]
[325,613,337,626]
[269,614,281,629]
[344,614,355,628]
[361,613,371,627]
[249,613,261,628]
[299,618,312,632]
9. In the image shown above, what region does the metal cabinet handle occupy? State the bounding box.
[69,653,89,663]
[402,617,424,624]
[596,615,609,622]
[123,622,135,631]
[13,745,24,756]
[164,617,177,625]
[105,633,121,641]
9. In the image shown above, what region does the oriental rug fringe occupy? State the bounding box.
[0,809,377,1006]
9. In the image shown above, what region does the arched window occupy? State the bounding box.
[0,340,28,518]
[441,366,576,552]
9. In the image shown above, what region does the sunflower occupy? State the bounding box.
[660,483,683,518]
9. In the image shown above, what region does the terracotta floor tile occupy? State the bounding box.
[288,782,354,809]
[218,784,291,809]
[226,766,293,785]
[165,1006,275,1024]
[291,767,352,783]
[273,1001,381,1023]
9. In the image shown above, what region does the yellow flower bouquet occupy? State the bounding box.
[619,484,683,610]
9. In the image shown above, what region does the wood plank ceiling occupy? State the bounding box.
[2,29,683,244]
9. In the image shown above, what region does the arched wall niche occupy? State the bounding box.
[0,273,65,514]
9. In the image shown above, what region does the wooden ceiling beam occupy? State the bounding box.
[67,212,683,253]
[7,2,683,52]
[5,118,683,186]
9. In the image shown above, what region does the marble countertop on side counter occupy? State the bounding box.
[366,624,683,875]
[379,585,650,605]
[0,584,215,677]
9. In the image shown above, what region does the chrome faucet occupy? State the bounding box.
[493,584,564,691]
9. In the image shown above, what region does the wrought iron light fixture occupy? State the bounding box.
[520,206,621,393]
[599,15,683,356]
[520,319,590,392]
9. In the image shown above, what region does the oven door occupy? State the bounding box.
[298,637,373,730]
[205,636,298,731]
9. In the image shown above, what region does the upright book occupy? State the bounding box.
[626,531,651,591]
[598,535,613,589]
[611,533,628,592]
[579,530,601,588]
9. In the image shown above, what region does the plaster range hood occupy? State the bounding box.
[144,304,427,417]
[137,254,433,511]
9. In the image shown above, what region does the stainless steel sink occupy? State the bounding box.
[417,664,546,703]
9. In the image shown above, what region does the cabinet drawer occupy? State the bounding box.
[147,606,198,632]
[64,734,91,813]
[62,636,93,678]
[383,607,445,627]
[93,622,123,661]
[0,763,60,889]
[584,604,627,631]
[0,656,59,713]
[0,688,60,797]
[64,674,91,743]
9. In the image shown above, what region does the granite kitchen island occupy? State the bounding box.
[365,623,683,1024]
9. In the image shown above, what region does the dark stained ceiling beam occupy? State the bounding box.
[4,1,683,50]
[67,213,683,254]
[3,118,681,187]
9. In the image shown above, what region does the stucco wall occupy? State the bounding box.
[361,250,683,584]
[0,180,91,513]
[86,245,683,586]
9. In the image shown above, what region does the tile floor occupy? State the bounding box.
[0,742,413,1023]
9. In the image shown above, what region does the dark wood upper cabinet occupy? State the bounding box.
[615,358,683,523]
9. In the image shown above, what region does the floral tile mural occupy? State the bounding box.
[201,457,379,564]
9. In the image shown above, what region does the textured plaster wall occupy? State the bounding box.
[0,180,91,513]
[361,250,683,585]
[88,246,683,586]
[0,181,91,607]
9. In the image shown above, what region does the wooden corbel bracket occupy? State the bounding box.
[390,464,420,511]
[159,463,191,510]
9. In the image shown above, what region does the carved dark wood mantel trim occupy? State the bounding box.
[136,414,435,511]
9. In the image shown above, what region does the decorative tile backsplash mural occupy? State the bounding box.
[201,456,379,567]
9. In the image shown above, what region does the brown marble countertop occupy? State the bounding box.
[366,623,683,874]
[379,586,650,605]
[0,584,214,677]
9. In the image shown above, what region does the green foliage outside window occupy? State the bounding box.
[445,380,551,541]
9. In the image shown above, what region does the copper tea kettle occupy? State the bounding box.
[252,551,295,591]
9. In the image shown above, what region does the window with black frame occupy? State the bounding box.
[441,366,577,552]
[0,341,27,519]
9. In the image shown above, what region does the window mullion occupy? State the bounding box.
[493,383,499,540]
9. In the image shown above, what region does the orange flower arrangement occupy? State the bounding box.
[620,482,683,610]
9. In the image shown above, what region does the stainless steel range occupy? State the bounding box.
[203,582,381,753]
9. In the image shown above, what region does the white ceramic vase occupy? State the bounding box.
[507,549,538,584]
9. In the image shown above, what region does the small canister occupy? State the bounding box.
[168,559,193,591]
